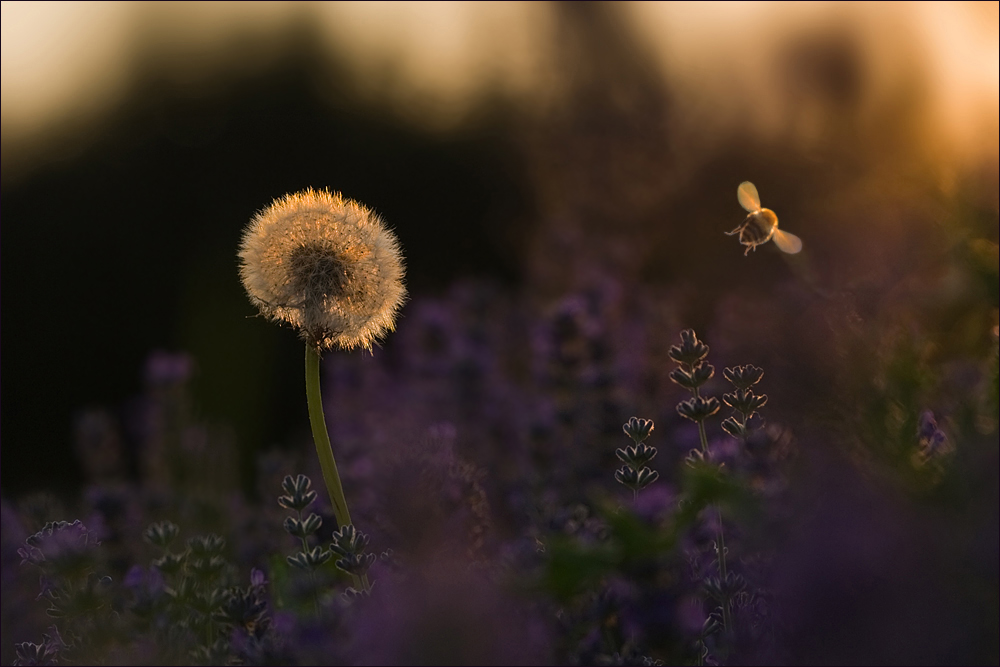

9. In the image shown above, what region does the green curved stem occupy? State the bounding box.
[305,344,370,593]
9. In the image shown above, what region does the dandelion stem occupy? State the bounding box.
[304,344,371,593]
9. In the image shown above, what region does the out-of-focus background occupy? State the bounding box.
[4,0,995,497]
[2,3,998,665]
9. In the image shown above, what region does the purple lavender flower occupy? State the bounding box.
[347,558,553,664]
[249,568,268,589]
[19,521,101,577]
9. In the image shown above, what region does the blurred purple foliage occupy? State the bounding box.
[4,256,995,664]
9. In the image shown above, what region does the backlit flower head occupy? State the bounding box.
[239,189,407,351]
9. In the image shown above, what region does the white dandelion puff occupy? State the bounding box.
[239,188,407,351]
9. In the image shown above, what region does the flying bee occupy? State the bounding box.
[727,181,803,256]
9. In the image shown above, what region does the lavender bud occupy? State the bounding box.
[14,641,59,666]
[287,546,332,570]
[188,534,225,557]
[330,525,371,558]
[670,363,715,390]
[335,552,376,577]
[722,389,768,416]
[614,465,659,491]
[622,417,655,443]
[723,365,764,390]
[721,417,747,439]
[677,396,721,422]
[684,448,710,467]
[669,329,711,367]
[143,521,180,549]
[153,552,186,575]
[278,474,318,511]
[615,442,658,469]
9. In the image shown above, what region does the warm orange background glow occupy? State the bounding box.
[4,1,997,181]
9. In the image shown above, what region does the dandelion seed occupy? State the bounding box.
[239,188,407,351]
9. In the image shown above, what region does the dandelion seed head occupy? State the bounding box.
[239,188,407,351]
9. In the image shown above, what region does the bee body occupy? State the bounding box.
[728,209,778,255]
[728,182,802,256]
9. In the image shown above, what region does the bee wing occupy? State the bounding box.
[771,228,803,254]
[738,181,761,212]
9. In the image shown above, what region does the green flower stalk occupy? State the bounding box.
[239,188,407,593]
[668,329,732,635]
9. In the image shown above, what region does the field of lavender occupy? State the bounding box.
[3,4,997,665]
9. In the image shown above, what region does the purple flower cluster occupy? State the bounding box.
[3,275,997,665]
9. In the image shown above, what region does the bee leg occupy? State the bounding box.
[725,225,744,236]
